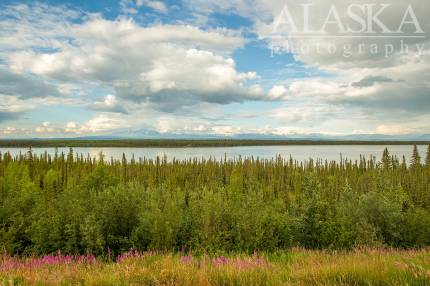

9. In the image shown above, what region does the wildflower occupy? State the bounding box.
[180,253,193,264]
[212,256,228,267]
[116,249,141,262]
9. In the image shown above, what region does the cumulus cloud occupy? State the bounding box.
[241,0,429,67]
[3,6,279,112]
[267,85,288,100]
[1,126,18,135]
[79,114,129,133]
[351,76,394,88]
[183,0,430,125]
[114,48,262,111]
[136,0,168,14]
[0,1,429,136]
[0,112,21,123]
[65,121,78,133]
[0,68,61,99]
[154,118,242,136]
[92,95,128,114]
[335,83,430,114]
[0,95,35,122]
[35,122,55,134]
[0,67,64,124]
[62,114,129,135]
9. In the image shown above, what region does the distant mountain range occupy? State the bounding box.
[3,127,429,141]
[69,129,430,141]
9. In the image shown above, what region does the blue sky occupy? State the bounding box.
[0,0,429,138]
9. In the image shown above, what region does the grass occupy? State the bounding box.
[1,249,429,285]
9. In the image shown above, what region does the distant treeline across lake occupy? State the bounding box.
[0,144,428,163]
[0,139,429,148]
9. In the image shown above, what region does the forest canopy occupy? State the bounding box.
[0,145,429,256]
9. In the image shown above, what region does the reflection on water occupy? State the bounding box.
[0,145,427,164]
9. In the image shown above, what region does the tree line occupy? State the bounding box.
[1,145,430,256]
[0,139,429,148]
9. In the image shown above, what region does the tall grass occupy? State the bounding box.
[1,249,429,285]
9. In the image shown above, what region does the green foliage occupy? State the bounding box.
[381,147,392,170]
[0,139,428,148]
[0,163,38,254]
[0,146,429,255]
[425,144,430,167]
[411,145,421,168]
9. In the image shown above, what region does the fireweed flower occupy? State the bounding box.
[212,256,228,267]
[180,253,193,264]
[0,253,97,271]
[116,249,140,262]
[116,250,155,262]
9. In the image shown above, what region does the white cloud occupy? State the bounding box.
[2,127,17,135]
[0,1,429,137]
[92,95,128,114]
[0,2,296,138]
[35,122,55,134]
[212,125,242,136]
[4,9,276,112]
[0,95,36,122]
[183,0,258,23]
[0,3,82,52]
[0,68,61,99]
[65,121,77,131]
[183,0,430,123]
[136,0,168,14]
[264,1,430,119]
[80,114,129,133]
[67,122,77,129]
[268,85,288,100]
[0,95,34,113]
[376,125,409,135]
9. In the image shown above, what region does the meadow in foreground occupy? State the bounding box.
[1,249,429,285]
[0,146,430,284]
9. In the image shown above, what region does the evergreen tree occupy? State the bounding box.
[401,155,407,169]
[67,147,74,163]
[410,145,421,168]
[122,153,127,182]
[425,144,430,167]
[0,145,429,254]
[381,148,392,170]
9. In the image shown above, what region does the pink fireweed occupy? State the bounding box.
[116,249,155,263]
[0,253,96,271]
[211,255,228,267]
[116,249,141,262]
[180,253,194,265]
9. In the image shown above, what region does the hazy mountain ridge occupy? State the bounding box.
[72,129,430,141]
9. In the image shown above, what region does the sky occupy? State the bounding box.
[0,0,429,138]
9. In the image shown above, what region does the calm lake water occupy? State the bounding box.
[0,145,427,163]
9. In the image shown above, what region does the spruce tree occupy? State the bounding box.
[122,153,127,182]
[381,148,391,169]
[425,144,430,167]
[410,145,421,168]
[401,155,407,169]
[67,147,74,163]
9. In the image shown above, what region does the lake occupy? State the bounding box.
[0,145,427,163]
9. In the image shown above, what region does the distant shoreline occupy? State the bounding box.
[0,139,429,148]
